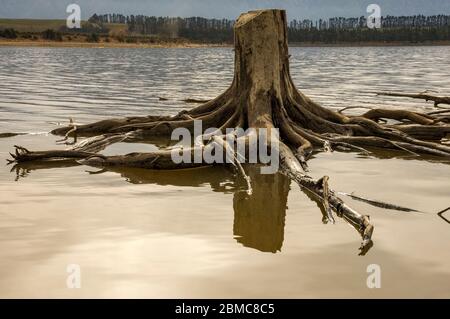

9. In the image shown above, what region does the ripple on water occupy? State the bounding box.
[1,46,449,133]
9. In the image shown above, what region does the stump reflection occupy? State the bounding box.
[233,166,290,253]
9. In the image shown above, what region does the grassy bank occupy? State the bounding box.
[0,19,228,47]
[0,18,127,32]
[0,19,68,32]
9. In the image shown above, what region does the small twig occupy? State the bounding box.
[148,155,161,166]
[338,192,422,213]
[359,216,374,255]
[212,135,252,195]
[420,89,439,94]
[437,207,450,224]
[0,132,27,138]
[323,140,332,152]
[390,141,420,157]
[331,141,371,155]
[295,151,309,172]
[338,106,373,114]
[14,145,30,153]
[56,119,78,145]
[318,176,335,224]
[370,91,450,107]
[182,98,211,104]
[427,109,450,116]
[86,168,108,175]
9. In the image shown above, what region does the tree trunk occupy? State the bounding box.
[232,10,289,129]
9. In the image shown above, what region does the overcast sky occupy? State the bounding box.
[0,0,449,20]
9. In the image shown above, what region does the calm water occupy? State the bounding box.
[0,46,449,298]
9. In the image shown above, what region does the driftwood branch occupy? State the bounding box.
[182,98,211,104]
[372,91,450,107]
[338,192,421,213]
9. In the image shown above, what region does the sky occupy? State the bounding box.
[0,0,449,20]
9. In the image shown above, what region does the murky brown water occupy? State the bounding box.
[0,46,449,298]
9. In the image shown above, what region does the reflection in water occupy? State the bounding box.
[9,159,77,181]
[107,165,241,194]
[9,157,374,255]
[10,159,291,253]
[12,137,450,255]
[233,166,289,253]
[2,46,450,297]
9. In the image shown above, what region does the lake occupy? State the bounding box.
[0,46,449,298]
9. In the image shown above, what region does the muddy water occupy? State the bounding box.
[0,46,449,298]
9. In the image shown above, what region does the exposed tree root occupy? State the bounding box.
[8,145,102,163]
[8,9,450,254]
[361,109,435,125]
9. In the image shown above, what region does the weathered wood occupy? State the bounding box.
[361,108,434,125]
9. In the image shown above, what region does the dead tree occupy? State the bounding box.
[9,10,450,254]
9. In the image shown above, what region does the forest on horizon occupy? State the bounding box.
[1,12,449,44]
[88,13,450,43]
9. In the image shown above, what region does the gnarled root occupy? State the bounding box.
[8,145,100,163]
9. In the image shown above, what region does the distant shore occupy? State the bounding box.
[1,39,449,48]
[0,39,229,48]
[290,40,450,47]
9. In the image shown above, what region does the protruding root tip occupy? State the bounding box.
[8,145,31,163]
[359,238,374,256]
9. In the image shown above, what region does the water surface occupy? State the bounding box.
[0,46,449,298]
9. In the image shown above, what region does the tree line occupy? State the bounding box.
[87,13,450,43]
[89,14,234,42]
[289,15,450,30]
[2,13,448,44]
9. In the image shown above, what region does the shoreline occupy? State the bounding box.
[0,40,229,48]
[290,40,450,47]
[0,39,449,48]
